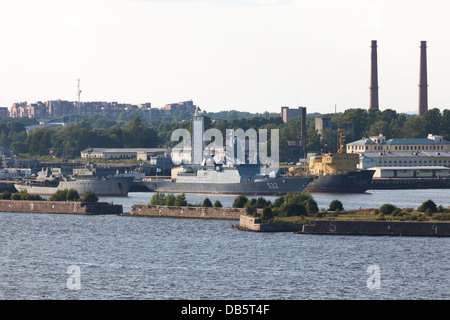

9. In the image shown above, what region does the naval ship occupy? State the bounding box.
[14,164,134,197]
[300,129,375,193]
[142,160,313,196]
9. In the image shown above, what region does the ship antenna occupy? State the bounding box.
[77,78,81,105]
[76,78,82,120]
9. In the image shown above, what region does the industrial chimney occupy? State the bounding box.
[370,40,379,110]
[418,41,428,116]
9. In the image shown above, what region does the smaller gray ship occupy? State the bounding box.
[142,162,313,195]
[14,164,134,197]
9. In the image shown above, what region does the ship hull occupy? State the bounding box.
[304,170,375,193]
[14,177,135,197]
[143,176,313,195]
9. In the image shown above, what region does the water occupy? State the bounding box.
[0,189,449,300]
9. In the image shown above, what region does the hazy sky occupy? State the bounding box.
[1,0,449,114]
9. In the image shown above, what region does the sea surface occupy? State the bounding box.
[0,189,449,300]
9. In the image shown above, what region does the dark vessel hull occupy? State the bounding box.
[304,170,375,193]
[143,176,313,195]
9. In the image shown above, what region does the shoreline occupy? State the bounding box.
[236,214,450,236]
[1,198,449,237]
[0,199,122,215]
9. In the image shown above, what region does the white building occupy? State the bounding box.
[81,148,169,160]
[372,166,449,178]
[347,134,450,169]
[347,134,449,153]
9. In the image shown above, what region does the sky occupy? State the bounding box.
[0,0,449,115]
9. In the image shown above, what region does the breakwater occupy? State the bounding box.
[236,215,450,236]
[300,219,450,236]
[371,177,450,189]
[0,200,123,215]
[129,204,243,220]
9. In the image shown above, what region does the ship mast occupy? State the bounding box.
[337,128,346,154]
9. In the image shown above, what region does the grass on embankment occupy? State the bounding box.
[271,208,450,224]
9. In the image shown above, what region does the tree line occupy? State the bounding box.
[3,107,449,161]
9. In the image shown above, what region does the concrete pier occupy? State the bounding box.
[0,200,123,215]
[129,204,243,220]
[301,220,450,237]
[236,215,450,236]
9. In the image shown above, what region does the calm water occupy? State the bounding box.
[1,189,449,300]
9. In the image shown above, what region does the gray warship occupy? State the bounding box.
[14,164,134,197]
[142,162,313,195]
[142,110,313,195]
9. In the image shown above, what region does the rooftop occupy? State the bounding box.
[386,138,450,145]
[372,166,450,170]
[346,138,375,146]
[81,148,169,153]
[348,135,450,146]
[361,151,450,158]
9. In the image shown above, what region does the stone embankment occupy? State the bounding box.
[129,204,243,220]
[0,200,122,215]
[300,219,450,237]
[236,215,450,236]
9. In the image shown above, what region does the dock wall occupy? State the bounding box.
[0,200,122,215]
[371,177,450,189]
[301,220,450,237]
[237,215,304,232]
[130,204,243,220]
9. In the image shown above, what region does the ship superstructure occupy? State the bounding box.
[14,164,134,197]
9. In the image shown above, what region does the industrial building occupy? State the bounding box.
[371,166,449,179]
[346,134,450,169]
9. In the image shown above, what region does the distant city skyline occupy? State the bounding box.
[1,0,449,114]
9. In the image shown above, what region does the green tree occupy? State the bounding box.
[122,116,159,148]
[401,116,427,138]
[49,189,68,201]
[379,203,399,215]
[213,200,223,208]
[272,196,285,208]
[80,191,99,203]
[150,192,166,205]
[328,200,344,212]
[66,189,80,201]
[255,197,270,208]
[0,190,11,199]
[261,206,274,222]
[305,198,319,215]
[244,201,258,216]
[418,200,437,213]
[202,198,213,207]
[277,193,309,217]
[174,193,187,206]
[164,194,176,206]
[11,192,22,200]
[278,201,306,217]
[48,189,79,201]
[233,195,249,208]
